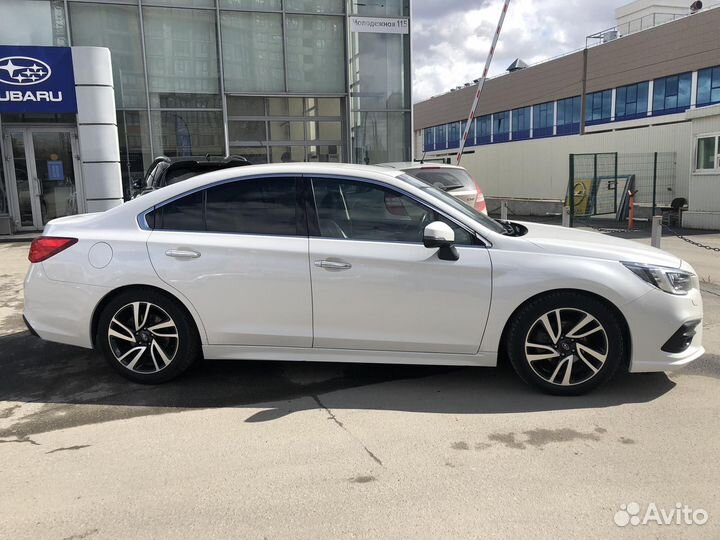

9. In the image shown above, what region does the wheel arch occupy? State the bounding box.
[497,288,632,366]
[90,284,205,350]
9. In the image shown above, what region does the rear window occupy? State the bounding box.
[405,168,474,191]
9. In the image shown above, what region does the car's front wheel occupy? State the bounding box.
[97,289,200,384]
[506,292,626,395]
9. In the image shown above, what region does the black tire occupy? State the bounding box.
[506,291,626,396]
[96,289,200,384]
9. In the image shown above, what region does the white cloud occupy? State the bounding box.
[411,0,628,102]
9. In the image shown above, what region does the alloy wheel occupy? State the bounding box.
[524,308,609,386]
[107,301,179,374]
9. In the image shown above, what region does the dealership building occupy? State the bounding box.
[414,1,720,229]
[0,0,411,234]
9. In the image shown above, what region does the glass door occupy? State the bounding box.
[4,128,81,230]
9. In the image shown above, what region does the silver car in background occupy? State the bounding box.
[380,162,487,214]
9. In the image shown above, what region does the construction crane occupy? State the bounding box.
[456,0,512,164]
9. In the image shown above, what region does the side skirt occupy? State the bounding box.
[202,345,498,367]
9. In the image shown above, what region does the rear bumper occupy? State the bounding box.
[23,315,39,337]
[623,285,704,373]
[23,263,109,349]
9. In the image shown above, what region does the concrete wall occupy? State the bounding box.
[424,120,692,206]
[685,104,720,228]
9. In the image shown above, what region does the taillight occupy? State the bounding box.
[471,178,488,215]
[28,237,78,263]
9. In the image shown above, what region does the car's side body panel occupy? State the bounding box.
[147,230,313,347]
[309,239,492,354]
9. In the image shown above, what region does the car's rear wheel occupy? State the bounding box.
[97,290,199,383]
[506,292,625,395]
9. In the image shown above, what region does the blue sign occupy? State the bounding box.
[47,160,64,181]
[0,45,77,113]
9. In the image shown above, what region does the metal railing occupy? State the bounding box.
[587,11,688,47]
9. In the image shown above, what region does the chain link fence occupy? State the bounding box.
[567,152,676,226]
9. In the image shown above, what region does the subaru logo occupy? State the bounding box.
[0,56,52,86]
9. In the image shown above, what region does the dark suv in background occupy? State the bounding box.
[131,155,251,198]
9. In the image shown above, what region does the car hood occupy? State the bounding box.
[518,221,682,268]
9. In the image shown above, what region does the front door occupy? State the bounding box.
[3,127,81,231]
[308,176,493,354]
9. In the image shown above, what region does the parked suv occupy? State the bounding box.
[379,162,487,214]
[131,155,251,198]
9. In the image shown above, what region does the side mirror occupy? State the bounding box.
[423,221,459,261]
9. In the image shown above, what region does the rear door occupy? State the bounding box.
[147,176,313,347]
[307,176,492,354]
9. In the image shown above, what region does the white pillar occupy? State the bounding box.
[72,47,123,213]
[691,71,698,108]
[647,80,654,115]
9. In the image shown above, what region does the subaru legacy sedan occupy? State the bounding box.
[23,163,704,395]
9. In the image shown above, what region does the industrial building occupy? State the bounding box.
[0,0,411,234]
[414,0,720,229]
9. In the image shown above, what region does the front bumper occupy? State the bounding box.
[623,284,704,373]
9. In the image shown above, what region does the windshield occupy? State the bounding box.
[398,174,506,234]
[404,168,472,191]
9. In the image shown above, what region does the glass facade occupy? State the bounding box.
[653,72,692,115]
[697,66,720,107]
[616,81,649,119]
[1,0,411,200]
[585,90,612,124]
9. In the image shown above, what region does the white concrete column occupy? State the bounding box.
[529,105,534,138]
[72,47,123,213]
[553,101,558,136]
[691,71,698,108]
[610,88,617,121]
[647,80,654,115]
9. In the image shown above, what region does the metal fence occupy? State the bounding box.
[568,152,676,226]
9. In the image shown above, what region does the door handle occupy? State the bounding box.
[165,248,201,259]
[314,259,352,270]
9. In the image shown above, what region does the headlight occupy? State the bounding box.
[622,262,697,295]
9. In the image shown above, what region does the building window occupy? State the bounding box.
[533,102,554,137]
[653,73,691,115]
[423,127,434,152]
[512,106,531,140]
[435,123,447,150]
[285,14,345,93]
[70,3,147,109]
[585,90,612,124]
[0,0,67,47]
[151,110,225,159]
[474,115,491,145]
[143,7,221,109]
[616,81,649,119]
[696,135,720,171]
[447,121,461,148]
[494,111,509,142]
[227,96,345,164]
[697,66,720,107]
[556,96,581,135]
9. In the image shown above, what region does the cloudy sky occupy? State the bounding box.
[411,0,630,102]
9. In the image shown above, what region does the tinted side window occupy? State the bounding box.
[311,178,474,245]
[206,178,297,236]
[151,190,204,231]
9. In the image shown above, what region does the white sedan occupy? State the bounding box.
[23,163,704,395]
